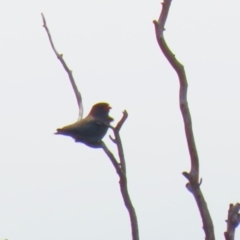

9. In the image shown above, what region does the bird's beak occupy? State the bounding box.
[106,105,112,110]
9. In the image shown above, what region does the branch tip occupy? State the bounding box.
[41,13,83,119]
[182,171,190,180]
[114,110,128,131]
[225,203,240,240]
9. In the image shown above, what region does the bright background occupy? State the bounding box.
[0,0,240,240]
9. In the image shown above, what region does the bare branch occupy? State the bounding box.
[112,110,128,174]
[102,112,139,240]
[186,182,215,239]
[101,142,123,177]
[115,110,128,132]
[42,12,137,240]
[153,1,215,240]
[41,13,83,120]
[153,0,199,183]
[224,203,240,240]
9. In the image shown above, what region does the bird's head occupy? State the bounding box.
[89,102,113,122]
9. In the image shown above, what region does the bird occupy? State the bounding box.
[55,102,113,148]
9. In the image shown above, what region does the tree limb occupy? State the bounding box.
[224,203,240,240]
[102,112,139,240]
[41,13,83,120]
[42,11,138,240]
[42,13,138,240]
[109,110,128,174]
[153,1,215,240]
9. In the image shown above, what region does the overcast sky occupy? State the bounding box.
[0,0,240,240]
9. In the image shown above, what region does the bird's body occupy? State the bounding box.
[55,102,113,147]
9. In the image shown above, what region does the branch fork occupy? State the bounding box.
[42,13,139,240]
[225,203,240,240]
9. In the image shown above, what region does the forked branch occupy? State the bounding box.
[224,203,240,240]
[102,112,139,240]
[153,1,215,240]
[109,110,128,174]
[42,13,138,240]
[41,13,83,120]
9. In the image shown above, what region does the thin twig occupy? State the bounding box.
[115,110,128,131]
[41,13,83,120]
[112,110,128,174]
[102,113,139,240]
[153,1,215,240]
[224,203,240,240]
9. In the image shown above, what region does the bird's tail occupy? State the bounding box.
[55,128,67,135]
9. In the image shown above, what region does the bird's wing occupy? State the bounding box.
[57,117,105,135]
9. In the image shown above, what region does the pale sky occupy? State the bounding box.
[0,0,240,240]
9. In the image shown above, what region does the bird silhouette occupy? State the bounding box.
[55,102,113,148]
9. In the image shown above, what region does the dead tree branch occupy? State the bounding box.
[224,203,240,240]
[41,13,83,120]
[42,13,138,240]
[102,111,139,240]
[153,1,215,240]
[109,110,128,174]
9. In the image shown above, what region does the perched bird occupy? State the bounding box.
[55,102,113,148]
